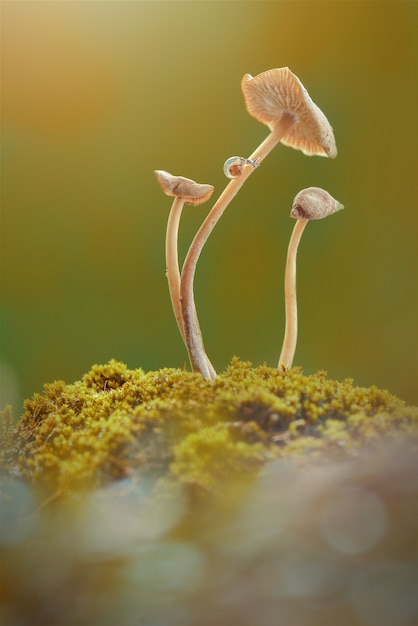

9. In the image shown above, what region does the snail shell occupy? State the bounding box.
[223,156,246,179]
[223,156,260,179]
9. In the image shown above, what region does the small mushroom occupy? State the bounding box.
[278,187,344,370]
[180,68,337,379]
[154,170,216,379]
[155,170,213,206]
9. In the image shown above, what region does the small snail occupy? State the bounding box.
[223,156,260,179]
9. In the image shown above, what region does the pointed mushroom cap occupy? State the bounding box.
[154,170,214,205]
[241,67,337,158]
[290,187,344,220]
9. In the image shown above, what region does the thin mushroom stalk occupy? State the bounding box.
[278,218,308,370]
[155,170,216,379]
[278,187,344,370]
[180,67,337,379]
[180,117,294,378]
[165,195,186,335]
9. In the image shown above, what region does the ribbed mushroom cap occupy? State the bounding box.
[155,170,214,205]
[241,68,337,158]
[290,187,344,220]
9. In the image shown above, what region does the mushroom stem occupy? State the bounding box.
[166,197,217,379]
[166,196,186,337]
[278,218,308,370]
[182,307,214,380]
[278,187,344,370]
[180,113,295,379]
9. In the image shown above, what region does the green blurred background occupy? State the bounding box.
[1,0,417,411]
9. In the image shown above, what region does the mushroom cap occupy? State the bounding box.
[154,170,214,205]
[291,187,344,220]
[241,68,337,158]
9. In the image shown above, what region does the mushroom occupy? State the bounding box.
[180,68,337,379]
[241,67,337,158]
[278,187,344,370]
[154,170,216,379]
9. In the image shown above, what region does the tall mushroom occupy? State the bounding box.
[154,170,216,379]
[180,67,337,379]
[241,68,337,158]
[278,187,344,370]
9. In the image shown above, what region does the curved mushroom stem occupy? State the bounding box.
[166,197,186,337]
[278,218,308,370]
[180,113,295,379]
[182,306,214,380]
[166,197,216,379]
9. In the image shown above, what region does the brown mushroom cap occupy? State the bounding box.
[290,187,344,220]
[155,170,214,205]
[241,68,337,158]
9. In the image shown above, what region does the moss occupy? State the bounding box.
[0,405,16,472]
[2,357,417,493]
[170,425,275,489]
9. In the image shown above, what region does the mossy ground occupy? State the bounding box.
[2,357,416,495]
[1,358,417,626]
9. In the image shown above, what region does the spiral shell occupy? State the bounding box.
[223,156,260,179]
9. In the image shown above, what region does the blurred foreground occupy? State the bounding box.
[1,439,417,626]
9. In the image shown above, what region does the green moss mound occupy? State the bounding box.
[3,357,417,493]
